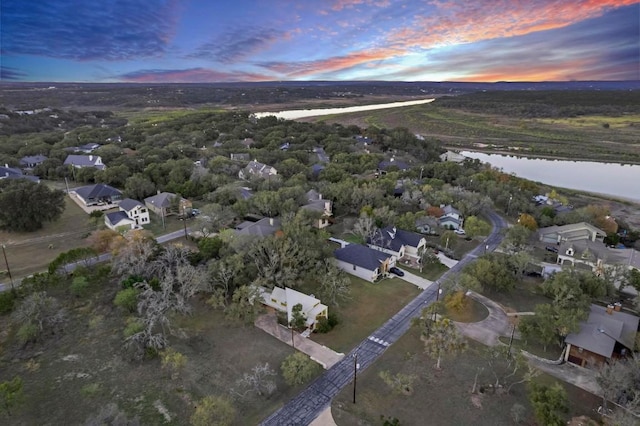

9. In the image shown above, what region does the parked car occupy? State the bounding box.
[389,267,405,277]
[545,245,559,253]
[454,228,466,235]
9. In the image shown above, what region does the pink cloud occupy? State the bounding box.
[389,0,638,49]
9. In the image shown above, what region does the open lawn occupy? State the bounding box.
[0,196,96,279]
[485,276,551,313]
[331,328,601,426]
[311,104,640,163]
[0,277,309,425]
[311,276,420,353]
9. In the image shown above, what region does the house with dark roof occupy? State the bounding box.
[367,226,427,261]
[230,153,251,162]
[105,211,136,232]
[144,192,191,217]
[239,160,277,180]
[334,244,396,282]
[301,190,332,229]
[72,183,122,207]
[20,155,47,169]
[77,143,101,153]
[557,239,640,280]
[564,304,639,369]
[313,147,330,163]
[378,158,410,172]
[63,154,106,170]
[0,165,40,182]
[538,222,606,244]
[118,198,150,226]
[235,217,281,238]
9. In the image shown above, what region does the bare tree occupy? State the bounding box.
[317,259,351,307]
[111,232,158,278]
[12,292,66,342]
[350,214,377,244]
[231,363,277,400]
[249,236,306,289]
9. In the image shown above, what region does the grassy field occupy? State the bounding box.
[311,104,640,163]
[0,196,96,279]
[0,280,308,425]
[330,328,601,426]
[484,276,550,313]
[311,276,421,353]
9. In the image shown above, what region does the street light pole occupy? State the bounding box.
[1,244,15,294]
[432,283,442,322]
[352,353,358,404]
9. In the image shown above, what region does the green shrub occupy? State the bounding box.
[123,317,143,338]
[70,276,89,297]
[316,313,339,333]
[0,292,16,314]
[114,288,139,312]
[17,323,38,344]
[121,275,144,289]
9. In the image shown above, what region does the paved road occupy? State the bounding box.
[0,228,191,293]
[260,211,508,426]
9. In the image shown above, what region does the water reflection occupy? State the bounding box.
[462,151,640,202]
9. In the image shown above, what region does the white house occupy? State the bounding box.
[118,198,150,227]
[334,244,396,282]
[538,222,606,244]
[104,211,136,232]
[368,226,427,261]
[259,287,328,331]
[438,204,463,230]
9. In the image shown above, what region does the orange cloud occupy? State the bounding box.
[261,48,400,77]
[456,58,593,82]
[389,0,639,49]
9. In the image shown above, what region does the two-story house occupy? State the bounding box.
[301,190,332,229]
[367,226,427,262]
[438,204,463,230]
[239,160,277,180]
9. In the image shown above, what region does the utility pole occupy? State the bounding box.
[432,283,442,322]
[352,352,359,404]
[507,195,513,216]
[182,204,188,240]
[291,326,295,350]
[507,315,518,358]
[2,244,15,294]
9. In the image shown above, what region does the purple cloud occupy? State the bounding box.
[0,66,28,80]
[188,27,286,63]
[118,67,270,83]
[1,0,181,60]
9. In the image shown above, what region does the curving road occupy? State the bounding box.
[261,210,508,426]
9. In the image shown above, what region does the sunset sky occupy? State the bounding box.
[2,0,639,83]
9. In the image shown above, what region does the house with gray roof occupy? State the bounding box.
[334,244,396,282]
[367,226,426,261]
[313,147,330,163]
[144,192,191,217]
[20,155,47,169]
[118,198,150,226]
[378,158,410,172]
[235,217,281,238]
[301,190,332,229]
[72,183,122,207]
[105,211,136,232]
[239,160,277,180]
[0,165,40,182]
[438,204,463,230]
[564,304,639,369]
[63,154,106,170]
[538,222,606,244]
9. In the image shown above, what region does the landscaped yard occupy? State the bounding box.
[331,328,601,426]
[0,196,96,279]
[310,276,421,353]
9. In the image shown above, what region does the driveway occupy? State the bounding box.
[436,252,458,268]
[454,291,512,346]
[255,313,344,369]
[395,268,433,289]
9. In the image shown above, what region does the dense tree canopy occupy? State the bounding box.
[0,180,65,232]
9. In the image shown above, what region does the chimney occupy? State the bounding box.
[614,302,622,312]
[89,155,93,162]
[606,304,614,314]
[269,218,274,226]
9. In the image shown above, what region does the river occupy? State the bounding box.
[462,151,640,203]
[253,98,435,120]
